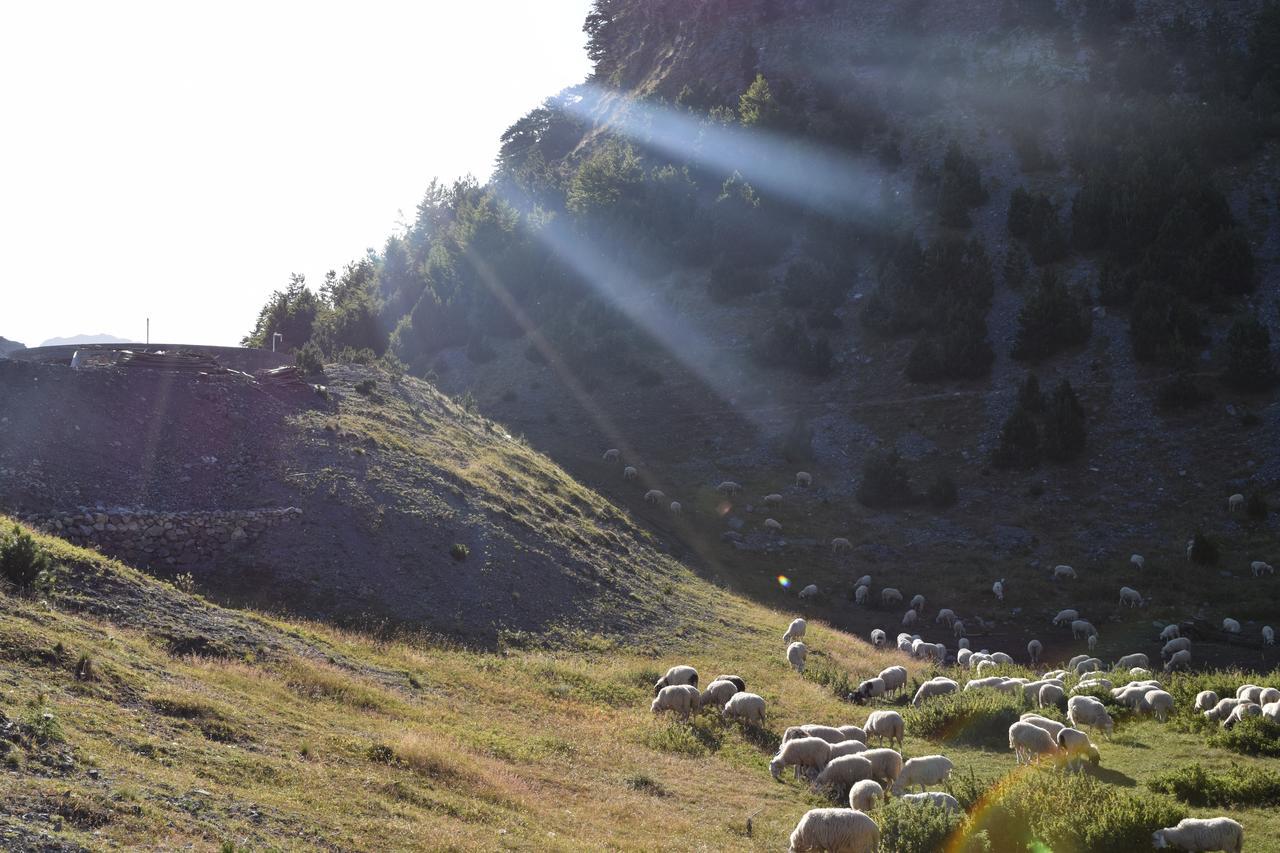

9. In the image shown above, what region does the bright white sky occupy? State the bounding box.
[0,1,593,348]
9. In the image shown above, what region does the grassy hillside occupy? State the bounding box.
[4,521,1280,850]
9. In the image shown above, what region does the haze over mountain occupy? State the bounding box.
[37,333,131,348]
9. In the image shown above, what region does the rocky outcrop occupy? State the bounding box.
[22,506,301,569]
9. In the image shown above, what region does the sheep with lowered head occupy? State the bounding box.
[716,480,742,495]
[1222,618,1241,633]
[1131,553,1145,569]
[1194,690,1220,712]
[1009,720,1059,764]
[765,518,783,533]
[1020,713,1066,740]
[855,585,869,605]
[1114,653,1149,670]
[1027,639,1043,664]
[1053,564,1077,580]
[832,537,852,553]
[1057,727,1100,770]
[1223,702,1261,729]
[892,755,953,794]
[1161,623,1181,641]
[799,584,819,600]
[910,593,925,612]
[787,808,879,853]
[602,448,620,462]
[829,740,869,760]
[714,674,746,692]
[812,754,875,797]
[881,587,903,606]
[1152,816,1243,852]
[796,471,812,487]
[899,792,962,814]
[1145,690,1175,722]
[836,724,868,743]
[1038,683,1066,709]
[936,608,956,626]
[860,747,904,785]
[722,692,766,726]
[1228,493,1245,512]
[1251,560,1274,577]
[644,489,665,504]
[1264,626,1274,645]
[912,677,959,706]
[870,628,886,647]
[763,493,784,507]
[1053,608,1079,626]
[623,466,638,480]
[953,619,967,638]
[699,679,740,710]
[1165,649,1192,672]
[1162,637,1191,658]
[653,665,698,695]
[864,710,904,748]
[787,641,808,673]
[1067,695,1114,738]
[1119,586,1143,608]
[783,618,807,645]
[770,736,831,781]
[848,779,884,812]
[854,677,886,704]
[651,684,700,719]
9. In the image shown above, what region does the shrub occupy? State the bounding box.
[751,317,834,377]
[1130,284,1205,366]
[74,653,98,682]
[906,322,994,382]
[904,690,1023,748]
[1246,491,1269,521]
[993,406,1040,469]
[1157,374,1212,410]
[1188,529,1219,565]
[1042,379,1086,462]
[449,543,470,562]
[1007,188,1068,263]
[1148,763,1280,807]
[354,378,377,396]
[1011,271,1090,362]
[781,262,847,313]
[927,473,958,508]
[707,261,769,303]
[1017,373,1045,413]
[294,340,325,376]
[875,797,976,853]
[645,721,710,758]
[1222,315,1277,391]
[1211,716,1280,757]
[857,451,916,508]
[0,524,51,590]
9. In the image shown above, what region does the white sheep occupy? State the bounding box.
[860,747,903,784]
[956,648,972,667]
[1053,564,1077,580]
[787,641,808,673]
[770,736,831,781]
[784,618,807,645]
[1038,683,1065,708]
[716,480,741,495]
[870,628,886,647]
[651,684,700,719]
[1009,720,1059,764]
[796,471,812,487]
[1194,690,1219,711]
[1152,817,1243,852]
[1145,690,1175,722]
[1260,687,1280,705]
[765,518,783,533]
[901,609,917,628]
[1263,701,1280,722]
[763,493,783,507]
[653,665,698,695]
[832,537,852,553]
[976,660,998,676]
[699,679,740,709]
[602,448,620,462]
[854,574,872,588]
[898,792,961,814]
[854,584,869,605]
[1056,727,1100,770]
[1130,553,1145,570]
[1223,702,1261,729]
[1088,633,1099,651]
[936,608,956,626]
[715,675,746,693]
[1027,639,1042,664]
[1222,618,1240,633]
[881,588,903,606]
[855,677,886,704]
[848,779,884,812]
[1236,685,1263,703]
[1252,560,1275,577]
[1071,620,1097,640]
[829,740,869,760]
[909,593,925,612]
[836,724,868,743]
[1160,623,1180,641]
[783,725,844,744]
[669,501,682,515]
[787,808,879,853]
[1204,698,1244,722]
[1228,493,1245,512]
[1053,608,1079,626]
[1164,649,1192,671]
[892,755,953,793]
[812,754,874,793]
[1118,586,1142,608]
[864,711,904,748]
[623,466,638,480]
[644,489,665,504]
[1021,679,1063,702]
[1162,637,1191,658]
[1020,714,1066,739]
[1067,654,1089,670]
[878,666,908,695]
[1067,695,1114,738]
[992,579,1005,601]
[991,652,1015,666]
[952,619,966,638]
[1114,653,1148,670]
[799,584,819,600]
[1263,626,1274,645]
[912,677,959,706]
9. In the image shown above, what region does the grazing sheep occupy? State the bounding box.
[1027,639,1043,664]
[1131,553,1145,569]
[1112,686,1152,710]
[1053,609,1079,626]
[669,501,682,515]
[829,740,870,759]
[1020,714,1067,739]
[854,574,872,588]
[653,665,698,695]
[992,579,1005,601]
[1260,687,1280,705]
[1263,626,1274,645]
[870,628,886,647]
[909,594,925,612]
[991,652,1015,666]
[699,679,741,709]
[848,779,884,812]
[765,518,783,533]
[1114,653,1149,670]
[1162,637,1191,658]
[898,792,961,814]
[770,736,831,781]
[1071,620,1097,640]
[1164,649,1192,672]
[1152,816,1243,852]
[855,585,869,605]
[1131,668,1153,677]
[952,619,966,638]
[1067,696,1114,738]
[787,808,879,853]
[1118,586,1142,608]
[714,675,746,692]
[1057,727,1100,769]
[651,684,700,718]
[1228,493,1245,512]
[854,677,886,704]
[901,609,918,628]
[1204,698,1244,722]
[644,489,665,504]
[936,608,956,626]
[1021,679,1063,702]
[832,537,852,553]
[1145,690,1175,722]
[716,480,742,495]
[1223,702,1261,729]
[878,666,908,695]
[864,711,905,748]
[796,471,812,488]
[1053,564,1077,580]
[860,748,904,785]
[788,641,808,673]
[799,725,851,744]
[1222,618,1240,633]
[912,677,959,706]
[1067,654,1089,671]
[1160,624,1181,641]
[1009,720,1060,764]
[881,588,903,606]
[1236,685,1263,703]
[1038,683,1065,709]
[813,754,875,794]
[623,466,638,480]
[799,584,820,600]
[1252,560,1274,577]
[1194,691,1219,712]
[1087,634,1098,651]
[892,755,953,793]
[836,724,868,743]
[784,618,807,645]
[956,648,973,667]
[1262,701,1280,722]
[763,493,783,507]
[976,660,998,676]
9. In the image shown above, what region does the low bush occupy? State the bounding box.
[294,340,326,376]
[1246,491,1268,521]
[1157,374,1212,410]
[875,797,984,853]
[856,451,916,509]
[1188,529,1219,565]
[0,524,52,590]
[904,690,1023,748]
[1148,763,1280,807]
[927,473,959,508]
[354,378,377,395]
[449,543,470,562]
[1211,716,1280,757]
[751,317,834,377]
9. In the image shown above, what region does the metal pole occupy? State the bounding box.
[146,318,150,346]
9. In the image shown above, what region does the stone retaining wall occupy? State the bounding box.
[22,506,301,568]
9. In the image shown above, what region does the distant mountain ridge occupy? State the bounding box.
[0,336,24,356]
[39,333,131,347]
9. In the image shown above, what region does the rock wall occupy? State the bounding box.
[22,506,301,569]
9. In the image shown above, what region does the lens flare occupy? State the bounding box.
[777,575,790,588]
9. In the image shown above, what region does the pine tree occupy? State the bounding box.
[1043,380,1087,461]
